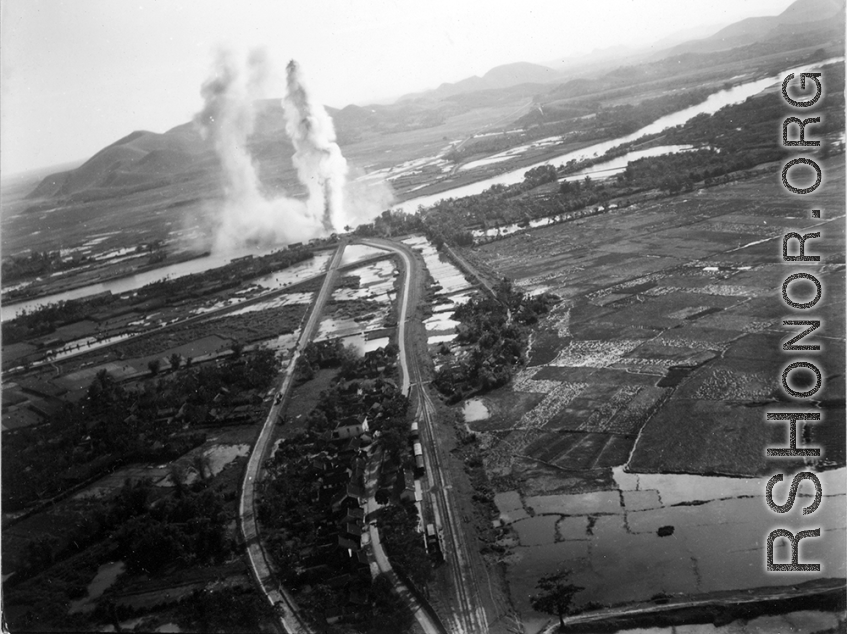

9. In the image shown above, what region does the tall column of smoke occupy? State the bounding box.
[283,60,349,233]
[194,51,392,253]
[195,50,321,252]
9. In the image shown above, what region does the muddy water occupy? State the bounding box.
[463,398,490,422]
[314,258,397,352]
[68,560,125,614]
[203,444,249,477]
[498,468,846,632]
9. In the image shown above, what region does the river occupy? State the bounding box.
[1,246,331,319]
[393,57,843,212]
[3,57,840,319]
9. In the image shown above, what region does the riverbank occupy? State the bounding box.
[559,578,845,633]
[1,249,210,308]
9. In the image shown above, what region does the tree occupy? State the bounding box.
[375,488,391,505]
[369,573,413,633]
[169,463,188,498]
[192,452,211,483]
[169,353,181,371]
[231,341,244,358]
[148,358,161,376]
[530,571,583,628]
[378,502,432,587]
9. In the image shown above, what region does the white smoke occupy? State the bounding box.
[195,49,321,252]
[195,51,392,253]
[283,59,349,232]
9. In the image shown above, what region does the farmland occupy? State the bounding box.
[449,154,845,625]
[465,155,845,486]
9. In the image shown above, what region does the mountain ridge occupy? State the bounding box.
[26,0,844,202]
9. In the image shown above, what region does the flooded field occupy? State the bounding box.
[462,398,490,422]
[69,561,126,614]
[496,468,846,630]
[465,155,847,631]
[339,244,388,267]
[315,255,398,352]
[332,258,397,303]
[402,235,474,345]
[213,292,315,317]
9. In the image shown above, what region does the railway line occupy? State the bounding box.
[240,235,488,633]
[359,238,488,634]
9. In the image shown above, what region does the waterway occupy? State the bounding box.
[6,58,839,318]
[4,56,845,632]
[394,57,843,212]
[3,248,333,319]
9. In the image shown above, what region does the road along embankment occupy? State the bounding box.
[238,240,347,634]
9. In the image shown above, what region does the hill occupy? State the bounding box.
[27,0,844,203]
[26,127,209,200]
[656,0,844,56]
[398,61,562,101]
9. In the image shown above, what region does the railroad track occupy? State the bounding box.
[359,238,488,634]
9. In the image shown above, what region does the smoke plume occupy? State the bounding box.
[194,51,391,253]
[195,49,320,252]
[283,60,349,232]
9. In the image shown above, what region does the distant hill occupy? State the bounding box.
[655,0,844,56]
[28,0,844,203]
[399,62,562,101]
[27,127,209,199]
[26,101,304,201]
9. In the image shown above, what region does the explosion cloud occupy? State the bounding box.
[194,51,391,253]
[283,60,349,233]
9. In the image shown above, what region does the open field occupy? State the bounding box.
[467,155,845,485]
[454,155,846,626]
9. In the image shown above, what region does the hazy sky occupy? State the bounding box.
[1,0,796,176]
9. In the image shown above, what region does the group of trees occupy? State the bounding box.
[260,343,420,631]
[2,250,94,284]
[110,480,230,575]
[5,461,240,631]
[2,295,113,345]
[434,279,556,402]
[353,208,425,239]
[3,349,280,511]
[176,587,277,633]
[377,501,432,588]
